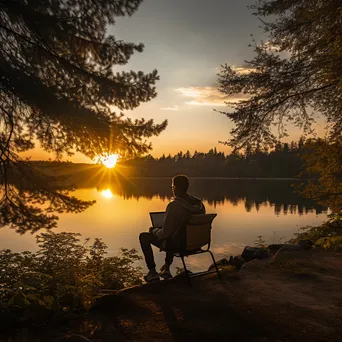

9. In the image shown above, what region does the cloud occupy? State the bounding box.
[231,65,256,75]
[175,86,228,107]
[160,105,179,111]
[264,40,280,52]
[175,86,248,107]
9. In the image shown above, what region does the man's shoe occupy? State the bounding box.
[160,266,173,280]
[144,270,160,283]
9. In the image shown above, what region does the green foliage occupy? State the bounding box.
[0,0,167,233]
[0,232,143,321]
[217,0,342,150]
[298,139,342,215]
[254,235,267,248]
[217,0,342,244]
[315,236,342,250]
[290,220,342,250]
[292,138,342,246]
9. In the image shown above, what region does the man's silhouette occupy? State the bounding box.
[139,175,205,282]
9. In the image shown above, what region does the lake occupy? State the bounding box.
[0,178,328,273]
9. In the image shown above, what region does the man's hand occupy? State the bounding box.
[149,227,159,235]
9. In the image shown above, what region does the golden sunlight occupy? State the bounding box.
[101,188,114,199]
[97,153,119,168]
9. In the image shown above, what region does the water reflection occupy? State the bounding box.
[101,188,114,199]
[91,178,327,216]
[2,174,329,272]
[6,164,328,217]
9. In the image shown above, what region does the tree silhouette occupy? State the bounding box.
[112,139,306,178]
[216,0,341,220]
[217,0,341,150]
[298,139,342,215]
[0,0,167,233]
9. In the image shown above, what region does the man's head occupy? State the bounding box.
[172,175,189,197]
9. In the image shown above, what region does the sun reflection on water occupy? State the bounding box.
[101,188,114,199]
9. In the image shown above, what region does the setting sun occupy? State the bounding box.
[97,153,119,168]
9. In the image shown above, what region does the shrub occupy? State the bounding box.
[290,219,342,250]
[0,232,143,322]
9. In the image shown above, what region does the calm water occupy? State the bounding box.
[0,179,328,272]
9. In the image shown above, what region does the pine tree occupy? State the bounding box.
[0,0,167,233]
[217,0,342,150]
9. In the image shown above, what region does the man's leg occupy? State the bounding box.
[139,232,174,280]
[160,241,174,279]
[139,232,157,271]
[165,252,174,268]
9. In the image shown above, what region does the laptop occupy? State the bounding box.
[149,211,165,228]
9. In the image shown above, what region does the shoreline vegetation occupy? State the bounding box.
[0,232,143,330]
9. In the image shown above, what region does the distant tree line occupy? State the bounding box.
[122,138,308,178]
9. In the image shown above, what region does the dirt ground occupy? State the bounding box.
[5,249,342,341]
[57,249,341,342]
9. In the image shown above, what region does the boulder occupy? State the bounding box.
[208,258,230,271]
[229,255,245,270]
[240,259,266,271]
[208,256,246,271]
[279,244,303,250]
[268,244,286,253]
[241,246,269,262]
[298,239,314,250]
[268,243,306,253]
[272,245,306,262]
[174,270,193,279]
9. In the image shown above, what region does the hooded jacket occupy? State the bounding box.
[153,194,205,246]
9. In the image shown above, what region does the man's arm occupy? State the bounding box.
[152,202,178,240]
[201,202,206,214]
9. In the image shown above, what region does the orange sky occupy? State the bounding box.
[21,118,327,164]
[20,0,329,164]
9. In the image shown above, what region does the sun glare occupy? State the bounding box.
[101,189,114,199]
[97,153,119,168]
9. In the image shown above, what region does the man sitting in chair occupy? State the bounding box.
[139,175,205,282]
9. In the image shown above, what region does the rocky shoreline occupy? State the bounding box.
[207,239,315,273]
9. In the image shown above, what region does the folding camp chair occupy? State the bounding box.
[168,213,221,286]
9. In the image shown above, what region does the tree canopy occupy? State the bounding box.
[299,139,342,215]
[217,0,342,150]
[0,0,167,232]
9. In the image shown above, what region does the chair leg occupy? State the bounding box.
[181,256,192,286]
[208,251,221,279]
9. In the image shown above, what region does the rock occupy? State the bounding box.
[208,258,230,271]
[241,246,269,262]
[240,259,266,271]
[279,244,303,250]
[268,244,285,253]
[230,255,245,270]
[298,239,314,250]
[255,248,269,258]
[272,245,306,262]
[174,270,193,279]
[208,256,245,271]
